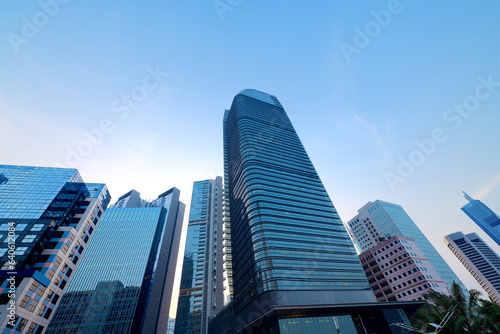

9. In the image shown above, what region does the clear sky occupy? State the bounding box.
[2,0,500,316]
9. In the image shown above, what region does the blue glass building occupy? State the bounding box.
[46,188,185,334]
[0,165,110,333]
[174,177,224,334]
[461,191,500,247]
[210,90,422,333]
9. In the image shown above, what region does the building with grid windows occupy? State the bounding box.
[209,90,423,334]
[359,235,448,302]
[461,192,500,248]
[444,232,500,304]
[46,187,185,334]
[0,165,110,334]
[347,200,466,293]
[174,177,224,334]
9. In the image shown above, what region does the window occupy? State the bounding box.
[37,305,46,316]
[27,300,38,312]
[46,269,55,280]
[20,295,30,308]
[16,318,28,331]
[15,247,28,255]
[27,322,37,334]
[37,286,46,297]
[22,235,37,243]
[31,224,45,231]
[16,224,28,231]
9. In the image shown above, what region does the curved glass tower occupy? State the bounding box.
[223,89,374,312]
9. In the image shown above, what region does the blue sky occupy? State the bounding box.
[2,0,500,313]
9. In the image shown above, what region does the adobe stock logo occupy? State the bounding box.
[339,0,404,64]
[385,74,500,191]
[7,0,71,53]
[213,0,242,21]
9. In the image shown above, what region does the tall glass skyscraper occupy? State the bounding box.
[0,165,110,333]
[46,188,185,334]
[461,191,500,247]
[210,90,421,333]
[347,200,466,292]
[174,177,224,334]
[444,232,500,304]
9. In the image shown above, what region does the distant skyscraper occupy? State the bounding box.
[347,200,466,292]
[210,89,421,333]
[444,232,500,304]
[110,189,149,208]
[174,177,224,334]
[0,165,110,333]
[358,235,448,302]
[46,188,185,334]
[461,191,500,247]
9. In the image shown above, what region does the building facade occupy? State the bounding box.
[461,192,500,247]
[347,200,466,292]
[0,165,110,334]
[46,188,185,334]
[210,89,422,333]
[359,235,448,302]
[174,177,224,334]
[444,232,500,304]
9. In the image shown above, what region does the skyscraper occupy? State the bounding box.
[210,89,422,333]
[358,235,448,302]
[46,188,185,334]
[461,191,500,247]
[347,200,466,292]
[0,165,110,333]
[444,232,500,304]
[174,177,224,334]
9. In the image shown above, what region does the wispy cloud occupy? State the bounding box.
[474,173,500,200]
[352,113,392,163]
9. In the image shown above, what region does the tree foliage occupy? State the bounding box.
[414,282,500,333]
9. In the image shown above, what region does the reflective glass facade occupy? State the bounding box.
[461,192,500,247]
[278,315,357,334]
[175,178,224,334]
[47,188,185,334]
[0,165,110,333]
[223,89,372,312]
[0,165,83,220]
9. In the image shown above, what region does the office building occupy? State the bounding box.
[109,189,149,208]
[444,232,500,304]
[461,192,500,247]
[347,200,466,292]
[46,188,185,334]
[359,235,448,302]
[0,165,110,334]
[174,177,224,334]
[209,89,423,333]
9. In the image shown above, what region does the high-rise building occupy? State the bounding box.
[110,189,149,208]
[174,177,224,334]
[444,232,500,304]
[347,200,466,292]
[0,165,110,334]
[46,188,185,334]
[358,235,448,302]
[461,192,500,247]
[209,89,423,333]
